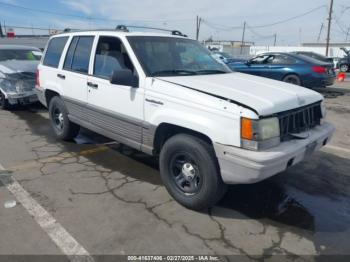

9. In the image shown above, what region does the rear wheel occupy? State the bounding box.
[0,91,9,110]
[282,74,301,86]
[159,134,227,210]
[49,96,80,140]
[339,64,349,73]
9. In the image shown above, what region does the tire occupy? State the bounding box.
[282,74,301,86]
[48,96,80,140]
[159,134,227,210]
[0,91,10,110]
[339,64,349,73]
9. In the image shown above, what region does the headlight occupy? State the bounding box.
[241,117,280,150]
[0,79,16,92]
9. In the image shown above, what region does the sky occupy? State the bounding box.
[0,0,349,46]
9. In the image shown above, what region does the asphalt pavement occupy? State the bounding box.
[0,78,350,261]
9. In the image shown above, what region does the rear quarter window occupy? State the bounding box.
[43,36,69,68]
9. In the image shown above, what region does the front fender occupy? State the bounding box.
[148,107,240,146]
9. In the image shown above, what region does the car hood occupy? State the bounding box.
[158,72,323,116]
[0,60,39,74]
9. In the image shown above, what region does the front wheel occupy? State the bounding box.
[282,74,301,86]
[339,64,349,73]
[0,91,10,110]
[159,134,227,210]
[48,96,80,140]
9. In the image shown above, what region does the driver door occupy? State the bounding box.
[86,34,144,149]
[244,55,271,76]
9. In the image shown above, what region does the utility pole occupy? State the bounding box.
[325,0,334,56]
[346,27,350,42]
[0,22,3,38]
[240,21,246,54]
[196,16,202,41]
[273,33,277,46]
[317,23,324,42]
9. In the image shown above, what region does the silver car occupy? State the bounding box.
[0,45,42,109]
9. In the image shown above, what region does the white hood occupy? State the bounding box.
[159,72,323,116]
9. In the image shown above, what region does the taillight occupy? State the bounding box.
[312,66,327,74]
[36,69,40,87]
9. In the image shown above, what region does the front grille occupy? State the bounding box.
[278,102,322,141]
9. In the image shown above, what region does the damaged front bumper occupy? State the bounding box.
[5,90,38,105]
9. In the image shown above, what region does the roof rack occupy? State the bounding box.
[116,25,187,37]
[115,25,129,32]
[61,26,188,37]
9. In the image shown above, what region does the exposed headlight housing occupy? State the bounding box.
[241,117,280,151]
[0,79,16,92]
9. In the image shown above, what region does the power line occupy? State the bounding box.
[201,20,243,31]
[249,5,327,28]
[0,1,193,23]
[202,5,327,32]
[246,25,275,39]
[334,15,348,35]
[0,1,88,20]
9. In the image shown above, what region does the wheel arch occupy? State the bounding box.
[153,123,213,155]
[281,72,302,85]
[45,89,60,106]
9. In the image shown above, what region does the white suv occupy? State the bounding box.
[36,27,335,210]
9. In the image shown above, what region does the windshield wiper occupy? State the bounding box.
[195,69,228,75]
[151,69,197,76]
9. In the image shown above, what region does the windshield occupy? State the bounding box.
[0,49,42,62]
[127,36,230,76]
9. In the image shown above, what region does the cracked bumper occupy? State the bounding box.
[7,91,38,105]
[214,122,335,184]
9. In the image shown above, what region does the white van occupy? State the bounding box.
[36,27,334,210]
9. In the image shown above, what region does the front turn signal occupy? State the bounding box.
[241,118,253,140]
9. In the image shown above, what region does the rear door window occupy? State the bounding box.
[63,37,79,70]
[63,36,94,74]
[43,37,69,68]
[269,55,297,65]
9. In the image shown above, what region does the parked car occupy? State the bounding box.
[337,47,350,72]
[0,45,42,109]
[211,51,246,64]
[292,51,334,65]
[36,28,334,210]
[228,52,335,88]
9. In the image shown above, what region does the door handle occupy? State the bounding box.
[57,74,65,79]
[87,82,98,89]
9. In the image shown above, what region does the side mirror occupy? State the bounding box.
[245,60,251,66]
[110,69,138,88]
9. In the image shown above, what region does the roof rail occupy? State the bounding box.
[116,25,187,37]
[59,26,188,37]
[115,25,129,32]
[171,30,187,37]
